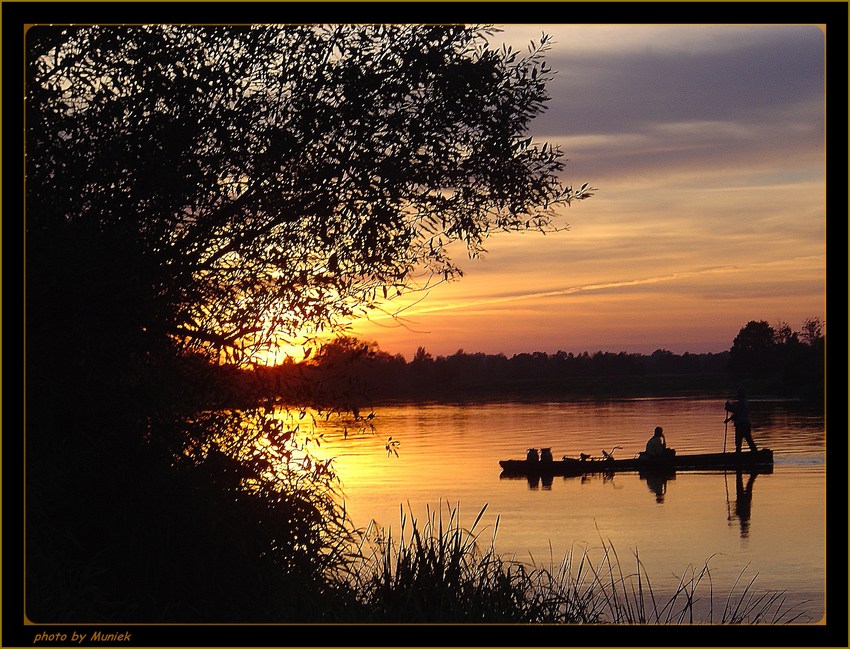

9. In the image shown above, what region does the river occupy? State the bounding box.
[298,397,826,622]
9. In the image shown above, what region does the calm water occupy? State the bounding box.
[300,397,826,622]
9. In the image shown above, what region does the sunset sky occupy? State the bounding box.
[348,24,827,360]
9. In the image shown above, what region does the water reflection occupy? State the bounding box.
[510,470,630,492]
[309,400,824,622]
[181,399,824,622]
[503,466,768,536]
[639,469,676,503]
[729,470,758,538]
[526,474,554,490]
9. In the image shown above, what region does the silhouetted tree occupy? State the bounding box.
[796,316,825,394]
[25,24,601,624]
[800,317,825,346]
[729,320,777,377]
[412,346,435,365]
[649,348,677,373]
[773,321,797,345]
[27,25,592,370]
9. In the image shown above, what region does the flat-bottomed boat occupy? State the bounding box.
[499,448,774,477]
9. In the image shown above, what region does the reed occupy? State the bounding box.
[341,502,811,624]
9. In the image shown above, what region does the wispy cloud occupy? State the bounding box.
[352,24,826,358]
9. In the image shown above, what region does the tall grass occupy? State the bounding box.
[339,501,811,624]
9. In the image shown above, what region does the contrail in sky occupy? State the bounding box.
[401,266,741,316]
[365,257,822,322]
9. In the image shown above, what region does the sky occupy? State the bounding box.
[346,24,827,361]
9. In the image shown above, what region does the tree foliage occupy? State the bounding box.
[27,25,599,623]
[799,316,824,346]
[27,24,591,367]
[729,319,824,389]
[730,320,778,375]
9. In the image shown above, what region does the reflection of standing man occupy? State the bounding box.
[725,390,757,453]
[733,470,757,538]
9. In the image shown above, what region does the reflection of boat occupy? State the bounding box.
[499,448,774,477]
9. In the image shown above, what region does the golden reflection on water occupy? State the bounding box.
[202,398,825,621]
[279,398,825,621]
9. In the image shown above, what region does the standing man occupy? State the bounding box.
[725,390,758,453]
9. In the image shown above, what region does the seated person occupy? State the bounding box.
[644,426,667,456]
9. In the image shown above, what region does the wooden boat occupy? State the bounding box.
[499,448,774,477]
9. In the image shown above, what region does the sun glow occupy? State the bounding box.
[249,334,339,365]
[241,315,339,366]
[249,343,313,366]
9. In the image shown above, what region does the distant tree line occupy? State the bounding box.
[210,317,825,409]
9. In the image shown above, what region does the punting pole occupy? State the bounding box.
[722,414,732,522]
